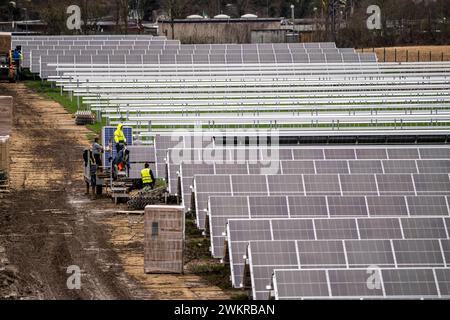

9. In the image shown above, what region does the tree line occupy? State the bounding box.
[0,0,449,46]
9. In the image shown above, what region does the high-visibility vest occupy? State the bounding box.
[114,128,126,143]
[141,168,153,184]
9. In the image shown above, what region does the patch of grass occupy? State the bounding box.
[25,80,79,114]
[188,263,233,290]
[155,178,167,189]
[185,237,211,261]
[25,80,104,134]
[230,293,249,300]
[185,218,202,237]
[87,118,107,135]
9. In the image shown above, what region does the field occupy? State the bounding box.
[358,45,450,62]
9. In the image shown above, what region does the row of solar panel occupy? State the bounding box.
[246,238,450,299]
[171,158,450,193]
[12,37,335,49]
[37,55,375,78]
[191,173,450,229]
[209,195,450,260]
[175,159,450,216]
[272,267,450,299]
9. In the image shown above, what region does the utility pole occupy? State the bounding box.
[170,8,174,40]
[329,0,339,42]
[290,4,295,25]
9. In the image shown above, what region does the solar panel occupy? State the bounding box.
[195,175,231,193]
[382,268,439,297]
[215,163,249,174]
[315,160,350,174]
[357,218,403,239]
[348,160,384,174]
[288,196,329,217]
[393,239,444,267]
[327,196,368,217]
[292,149,324,160]
[209,196,249,257]
[419,148,450,159]
[298,240,347,268]
[102,126,133,166]
[231,175,267,194]
[273,269,330,299]
[383,160,418,174]
[366,196,409,216]
[387,149,420,159]
[406,196,449,216]
[416,160,450,174]
[280,161,315,174]
[376,174,415,195]
[324,149,356,160]
[413,174,450,195]
[345,240,395,267]
[127,146,155,163]
[267,175,303,195]
[340,174,378,195]
[314,219,359,240]
[400,217,448,239]
[303,175,341,195]
[249,196,289,217]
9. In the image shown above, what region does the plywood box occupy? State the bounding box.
[0,136,9,173]
[144,205,185,274]
[0,96,13,136]
[0,32,11,54]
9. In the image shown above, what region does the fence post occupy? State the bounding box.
[430,51,432,62]
[442,52,445,62]
[384,47,386,62]
[394,49,397,62]
[417,50,419,62]
[406,50,409,62]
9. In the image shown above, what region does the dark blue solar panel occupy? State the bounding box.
[102,126,133,166]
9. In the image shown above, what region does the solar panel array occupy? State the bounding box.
[12,35,450,300]
[178,145,450,228]
[175,143,450,300]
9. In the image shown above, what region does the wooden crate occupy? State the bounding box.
[0,96,13,136]
[0,137,9,189]
[144,205,185,274]
[0,32,11,54]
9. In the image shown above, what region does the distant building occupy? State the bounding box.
[158,17,282,44]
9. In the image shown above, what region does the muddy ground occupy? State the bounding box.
[0,83,231,300]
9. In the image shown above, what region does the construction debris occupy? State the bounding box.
[75,111,96,125]
[127,186,167,210]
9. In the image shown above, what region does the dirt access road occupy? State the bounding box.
[0,83,229,300]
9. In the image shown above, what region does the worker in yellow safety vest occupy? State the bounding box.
[114,123,127,153]
[141,162,155,189]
